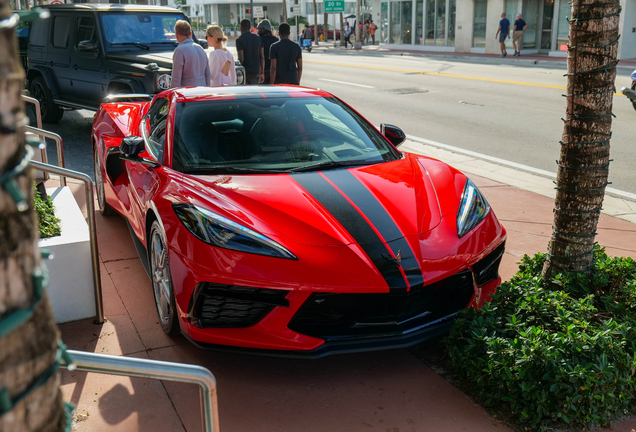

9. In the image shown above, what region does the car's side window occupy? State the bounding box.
[144,99,169,163]
[29,20,47,47]
[52,17,71,48]
[76,17,96,47]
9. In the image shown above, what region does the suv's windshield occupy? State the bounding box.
[172,97,401,174]
[100,12,184,45]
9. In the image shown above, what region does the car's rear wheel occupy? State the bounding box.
[93,148,115,216]
[150,221,180,336]
[29,76,64,123]
[631,81,636,111]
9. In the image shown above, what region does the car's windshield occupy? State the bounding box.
[100,12,184,45]
[172,97,401,173]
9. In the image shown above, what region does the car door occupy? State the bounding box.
[48,14,74,102]
[70,13,106,106]
[125,97,169,243]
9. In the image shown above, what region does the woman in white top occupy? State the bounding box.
[206,25,237,86]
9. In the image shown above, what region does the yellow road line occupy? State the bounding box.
[304,60,626,96]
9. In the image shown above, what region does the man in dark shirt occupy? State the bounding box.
[269,23,302,85]
[236,18,264,84]
[512,13,527,56]
[495,12,510,57]
[257,19,278,85]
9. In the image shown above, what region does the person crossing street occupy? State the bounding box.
[171,20,210,87]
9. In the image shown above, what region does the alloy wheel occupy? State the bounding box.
[94,150,106,211]
[31,81,48,118]
[151,229,172,326]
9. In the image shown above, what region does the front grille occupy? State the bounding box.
[187,283,289,328]
[288,270,474,340]
[473,242,505,286]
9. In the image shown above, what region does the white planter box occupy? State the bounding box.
[38,187,95,324]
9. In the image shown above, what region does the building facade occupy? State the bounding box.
[368,0,635,58]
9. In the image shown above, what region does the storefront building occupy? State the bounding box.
[369,0,636,58]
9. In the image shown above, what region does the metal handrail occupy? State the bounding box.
[25,126,66,186]
[29,160,104,324]
[61,350,220,432]
[22,95,49,179]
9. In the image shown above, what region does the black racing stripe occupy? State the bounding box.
[292,172,408,291]
[323,170,424,287]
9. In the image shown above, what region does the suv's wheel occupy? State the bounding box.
[149,221,180,336]
[29,76,64,123]
[93,148,115,216]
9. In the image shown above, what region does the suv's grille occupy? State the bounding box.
[288,270,474,340]
[473,242,505,286]
[187,283,289,328]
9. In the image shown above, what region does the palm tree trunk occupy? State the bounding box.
[340,12,344,46]
[282,0,287,23]
[0,1,66,430]
[323,12,328,42]
[542,0,620,277]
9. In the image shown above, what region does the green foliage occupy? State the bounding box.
[34,185,61,239]
[446,247,636,430]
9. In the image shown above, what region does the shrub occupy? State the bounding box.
[34,184,61,239]
[446,247,636,431]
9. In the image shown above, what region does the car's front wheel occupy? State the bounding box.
[93,148,115,216]
[149,221,180,336]
[29,76,64,123]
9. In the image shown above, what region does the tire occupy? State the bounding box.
[93,147,115,216]
[307,46,312,53]
[632,81,636,111]
[149,221,180,336]
[29,76,64,123]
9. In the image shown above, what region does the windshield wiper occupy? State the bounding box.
[155,41,179,46]
[111,42,150,50]
[287,160,378,173]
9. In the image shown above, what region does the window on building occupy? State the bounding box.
[473,0,487,47]
[381,2,389,43]
[556,0,570,50]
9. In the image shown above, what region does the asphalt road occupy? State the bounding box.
[31,51,635,194]
[300,51,636,194]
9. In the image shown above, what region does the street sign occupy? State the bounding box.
[253,6,264,18]
[324,0,344,13]
[292,4,301,15]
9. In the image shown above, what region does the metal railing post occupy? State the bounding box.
[29,160,104,324]
[25,125,66,186]
[22,95,49,179]
[60,351,220,432]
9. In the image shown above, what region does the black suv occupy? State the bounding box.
[27,4,245,122]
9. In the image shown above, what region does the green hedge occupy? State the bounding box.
[34,184,61,239]
[446,248,636,430]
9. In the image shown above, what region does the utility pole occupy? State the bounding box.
[250,0,254,26]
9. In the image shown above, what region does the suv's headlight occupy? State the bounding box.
[457,179,490,238]
[173,204,297,260]
[156,73,172,90]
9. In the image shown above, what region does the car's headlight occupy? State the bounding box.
[173,204,297,260]
[236,68,244,85]
[156,73,172,90]
[456,179,490,238]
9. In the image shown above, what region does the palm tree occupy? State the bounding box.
[313,0,319,45]
[542,0,621,277]
[0,2,66,430]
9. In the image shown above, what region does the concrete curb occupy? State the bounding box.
[401,136,636,225]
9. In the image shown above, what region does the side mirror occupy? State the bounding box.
[381,124,406,147]
[120,136,145,157]
[77,40,98,52]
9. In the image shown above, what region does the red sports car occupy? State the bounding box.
[92,86,506,357]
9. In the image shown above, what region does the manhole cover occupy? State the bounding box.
[388,88,428,95]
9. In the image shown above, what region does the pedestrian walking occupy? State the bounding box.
[269,23,302,85]
[363,19,370,45]
[368,19,377,45]
[171,20,210,87]
[512,13,527,56]
[206,25,237,86]
[236,18,264,84]
[258,19,279,85]
[343,21,352,48]
[495,12,510,57]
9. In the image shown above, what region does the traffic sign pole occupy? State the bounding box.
[250,0,254,26]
